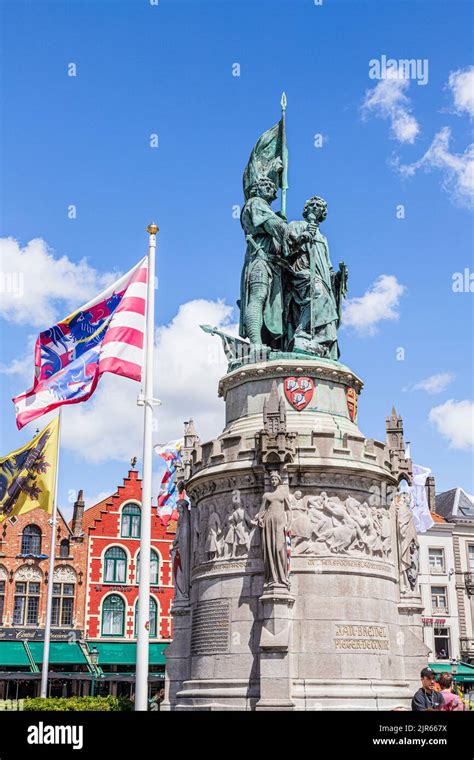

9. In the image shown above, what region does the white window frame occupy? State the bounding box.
[428,547,445,574]
[431,585,448,614]
[433,627,451,660]
[467,544,474,573]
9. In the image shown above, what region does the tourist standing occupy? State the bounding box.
[412,667,445,710]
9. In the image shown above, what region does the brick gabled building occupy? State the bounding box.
[81,468,175,693]
[0,496,89,698]
[0,466,175,699]
[0,499,87,639]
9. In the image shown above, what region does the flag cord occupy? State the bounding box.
[40,408,62,698]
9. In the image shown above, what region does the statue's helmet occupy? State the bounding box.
[303,195,328,222]
[249,176,278,200]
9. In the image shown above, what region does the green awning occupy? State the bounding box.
[429,662,474,683]
[28,642,88,666]
[0,642,31,668]
[92,642,168,666]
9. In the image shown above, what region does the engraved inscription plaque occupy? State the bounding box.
[191,599,230,655]
[333,623,390,652]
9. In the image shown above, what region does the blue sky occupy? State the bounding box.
[1,0,473,516]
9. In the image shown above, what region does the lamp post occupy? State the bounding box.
[90,646,99,697]
[450,657,458,682]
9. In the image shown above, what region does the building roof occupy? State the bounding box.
[80,492,118,533]
[68,470,143,532]
[74,469,175,538]
[430,511,447,524]
[435,488,474,520]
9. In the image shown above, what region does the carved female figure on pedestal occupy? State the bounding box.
[255,471,292,589]
[396,492,420,590]
[171,498,191,601]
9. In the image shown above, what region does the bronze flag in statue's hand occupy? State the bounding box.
[242,119,287,201]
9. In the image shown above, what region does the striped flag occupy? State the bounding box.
[13,257,148,429]
[154,439,184,525]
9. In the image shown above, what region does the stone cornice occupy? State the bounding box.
[218,358,364,399]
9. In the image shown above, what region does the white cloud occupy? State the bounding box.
[0,344,35,379]
[361,72,420,144]
[404,372,455,395]
[0,237,118,327]
[84,491,114,509]
[153,299,235,444]
[395,127,474,208]
[448,66,474,117]
[342,275,406,335]
[59,299,235,464]
[429,399,474,450]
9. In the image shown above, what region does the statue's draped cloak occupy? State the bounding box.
[284,221,339,353]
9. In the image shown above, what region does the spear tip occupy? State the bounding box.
[281,91,287,111]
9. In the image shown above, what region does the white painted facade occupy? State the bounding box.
[418,519,460,662]
[452,520,474,663]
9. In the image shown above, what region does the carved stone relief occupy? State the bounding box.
[52,565,77,583]
[191,485,393,567]
[191,496,260,566]
[290,491,392,560]
[15,565,42,581]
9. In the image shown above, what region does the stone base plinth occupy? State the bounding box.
[165,358,428,711]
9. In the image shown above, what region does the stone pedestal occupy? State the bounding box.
[166,358,428,710]
[160,601,191,711]
[398,591,430,693]
[257,590,295,710]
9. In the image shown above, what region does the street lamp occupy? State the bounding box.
[450,657,458,679]
[90,646,99,698]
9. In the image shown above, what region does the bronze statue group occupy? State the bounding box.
[239,175,347,361]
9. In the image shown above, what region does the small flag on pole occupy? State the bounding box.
[154,439,183,525]
[0,417,59,522]
[13,257,148,429]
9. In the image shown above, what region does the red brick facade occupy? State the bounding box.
[83,469,175,643]
[0,505,87,639]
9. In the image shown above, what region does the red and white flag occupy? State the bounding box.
[13,257,148,429]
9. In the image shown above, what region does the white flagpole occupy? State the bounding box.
[40,408,62,698]
[135,223,158,711]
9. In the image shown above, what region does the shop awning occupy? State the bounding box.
[0,641,31,668]
[429,662,474,683]
[0,672,93,681]
[96,673,164,682]
[28,642,89,666]
[0,672,39,680]
[92,642,168,666]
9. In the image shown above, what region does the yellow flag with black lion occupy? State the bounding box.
[0,417,59,522]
